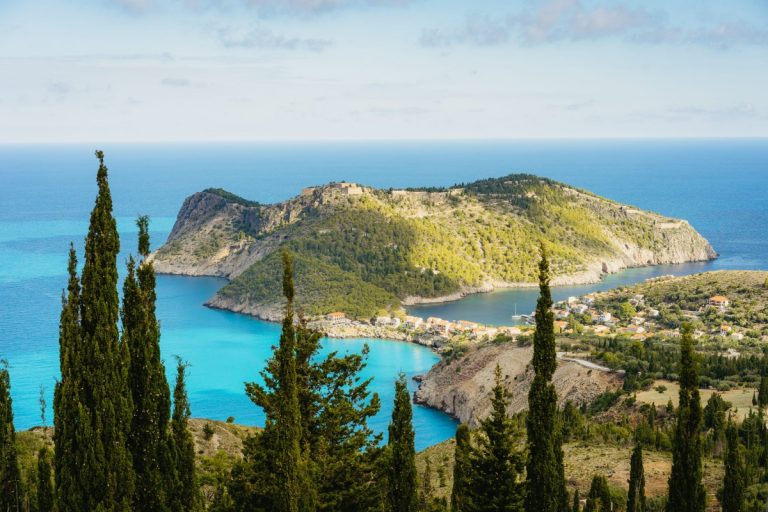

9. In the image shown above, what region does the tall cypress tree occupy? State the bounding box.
[666,324,705,512]
[54,245,84,511]
[627,441,646,512]
[0,361,22,511]
[170,358,199,512]
[526,245,567,512]
[37,448,55,512]
[54,151,134,512]
[451,424,473,512]
[125,216,174,512]
[758,371,768,409]
[469,364,524,512]
[388,373,419,512]
[721,421,745,512]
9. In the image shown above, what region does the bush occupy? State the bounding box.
[203,423,215,440]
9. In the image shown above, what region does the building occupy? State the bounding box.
[708,295,730,310]
[375,316,393,327]
[403,316,424,330]
[648,308,660,318]
[598,311,613,323]
[325,312,348,325]
[554,320,569,333]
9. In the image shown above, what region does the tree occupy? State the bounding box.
[170,358,199,512]
[469,364,524,512]
[451,424,473,512]
[627,441,646,512]
[0,361,22,512]
[233,251,382,511]
[526,246,567,512]
[572,489,580,512]
[666,324,706,512]
[721,421,745,512]
[124,216,175,512]
[584,475,612,512]
[54,150,135,511]
[37,448,55,512]
[758,372,768,409]
[388,373,419,512]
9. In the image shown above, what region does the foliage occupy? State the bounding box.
[388,374,419,512]
[627,441,646,512]
[469,365,525,512]
[0,361,22,511]
[54,151,135,512]
[666,324,706,512]
[526,248,567,512]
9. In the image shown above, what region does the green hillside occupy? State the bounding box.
[155,174,715,319]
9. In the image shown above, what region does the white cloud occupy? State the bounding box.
[421,0,768,49]
[216,25,332,51]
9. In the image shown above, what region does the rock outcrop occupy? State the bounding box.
[414,343,620,426]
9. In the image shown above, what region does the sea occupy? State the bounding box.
[1,139,767,450]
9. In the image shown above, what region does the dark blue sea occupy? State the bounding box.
[1,139,766,449]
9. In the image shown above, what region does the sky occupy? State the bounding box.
[0,0,767,142]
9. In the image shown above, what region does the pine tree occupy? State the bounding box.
[572,489,580,512]
[627,441,646,512]
[124,216,174,512]
[526,245,567,512]
[54,151,134,512]
[37,448,55,512]
[469,364,524,512]
[234,251,381,511]
[388,373,419,512]
[666,324,705,512]
[721,421,745,512]
[584,475,612,512]
[0,361,22,511]
[170,358,199,512]
[451,424,473,512]
[419,457,434,511]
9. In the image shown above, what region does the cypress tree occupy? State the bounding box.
[53,245,84,511]
[584,475,611,512]
[470,364,524,512]
[37,448,55,512]
[170,358,199,512]
[388,373,419,512]
[758,373,768,409]
[54,151,134,512]
[526,245,567,512]
[0,361,22,512]
[721,421,745,512]
[627,441,646,512]
[666,324,705,512]
[572,489,580,512]
[451,424,473,512]
[124,216,174,512]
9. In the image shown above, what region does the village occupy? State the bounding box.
[308,274,746,353]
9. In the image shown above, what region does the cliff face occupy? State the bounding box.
[414,343,620,426]
[152,176,716,319]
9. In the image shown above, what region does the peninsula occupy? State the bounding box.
[152,174,716,321]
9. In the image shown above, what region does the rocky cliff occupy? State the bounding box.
[414,343,620,426]
[152,175,716,319]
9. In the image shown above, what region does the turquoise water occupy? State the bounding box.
[1,139,767,449]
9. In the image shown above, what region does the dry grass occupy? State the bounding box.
[636,379,759,421]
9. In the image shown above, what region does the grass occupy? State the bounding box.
[635,379,758,421]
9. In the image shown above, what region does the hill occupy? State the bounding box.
[152,175,716,320]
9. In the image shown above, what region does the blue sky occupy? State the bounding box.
[0,0,766,142]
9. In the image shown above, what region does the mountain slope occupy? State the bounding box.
[152,175,716,319]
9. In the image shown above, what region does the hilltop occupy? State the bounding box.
[152,175,716,319]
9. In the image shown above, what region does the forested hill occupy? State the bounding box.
[152,175,716,319]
